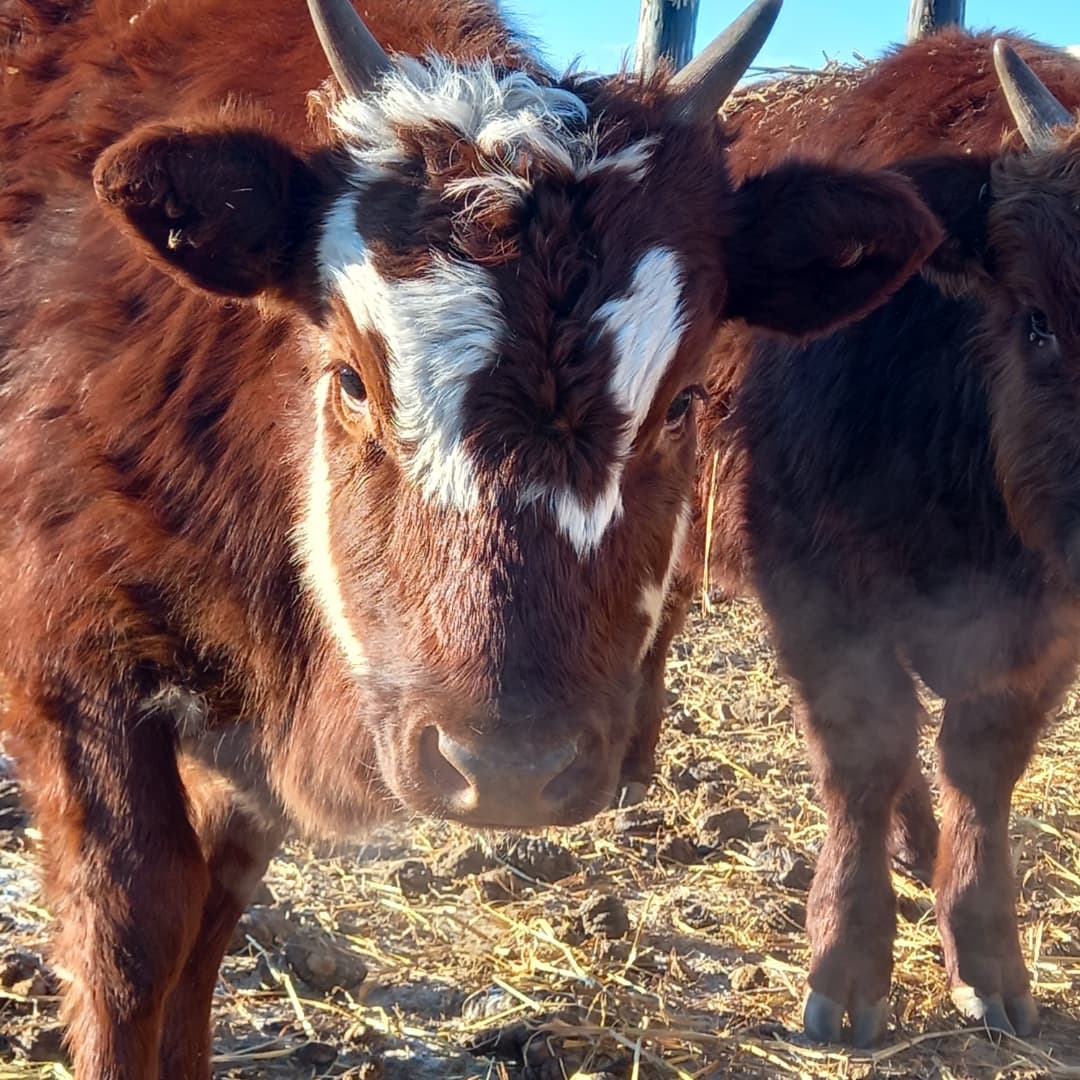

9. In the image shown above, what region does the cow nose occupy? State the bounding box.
[420,726,580,827]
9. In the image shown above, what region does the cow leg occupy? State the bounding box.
[779,635,920,1047]
[935,692,1046,1036]
[9,687,208,1078]
[158,757,286,1079]
[889,762,938,883]
[618,572,694,806]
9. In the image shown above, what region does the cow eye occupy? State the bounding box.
[1028,309,1056,348]
[337,365,367,414]
[665,384,705,428]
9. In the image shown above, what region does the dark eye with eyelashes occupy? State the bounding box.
[665,384,706,428]
[337,365,367,415]
[1028,309,1056,348]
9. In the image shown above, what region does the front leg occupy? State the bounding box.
[6,682,209,1078]
[159,751,286,1079]
[619,572,694,804]
[935,690,1054,1036]
[778,631,922,1047]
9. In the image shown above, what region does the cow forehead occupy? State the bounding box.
[315,59,688,556]
[319,206,687,552]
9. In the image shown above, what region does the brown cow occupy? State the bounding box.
[679,30,1080,1047]
[0,0,943,1073]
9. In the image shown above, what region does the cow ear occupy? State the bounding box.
[93,121,325,299]
[723,162,943,336]
[894,154,994,296]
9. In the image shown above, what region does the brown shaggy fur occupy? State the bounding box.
[0,0,942,1073]
[669,29,1080,1046]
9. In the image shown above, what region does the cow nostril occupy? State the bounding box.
[418,725,474,805]
[415,727,600,825]
[434,727,578,802]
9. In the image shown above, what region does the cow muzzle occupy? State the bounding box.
[413,724,609,827]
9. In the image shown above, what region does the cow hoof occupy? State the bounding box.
[804,991,889,1046]
[614,781,649,808]
[1006,993,1040,1037]
[803,990,844,1044]
[850,997,889,1047]
[951,985,1038,1038]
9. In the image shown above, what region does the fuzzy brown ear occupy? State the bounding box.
[894,154,995,296]
[724,162,944,337]
[93,121,325,298]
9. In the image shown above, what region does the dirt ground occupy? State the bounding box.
[2,597,1080,1079]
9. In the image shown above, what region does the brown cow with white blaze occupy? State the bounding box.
[0,0,942,1073]
[679,31,1080,1047]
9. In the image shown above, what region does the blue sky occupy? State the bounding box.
[505,1,1076,75]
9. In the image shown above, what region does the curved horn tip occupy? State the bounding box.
[668,0,784,124]
[307,0,394,100]
[992,36,1073,152]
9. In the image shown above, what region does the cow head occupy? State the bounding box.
[91,0,940,828]
[907,42,1080,583]
[989,44,1080,584]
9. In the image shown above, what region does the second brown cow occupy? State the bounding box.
[688,30,1080,1047]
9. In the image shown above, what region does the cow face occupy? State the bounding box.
[984,131,1080,581]
[921,44,1080,583]
[91,0,940,828]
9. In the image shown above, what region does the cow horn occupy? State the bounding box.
[992,39,1073,153]
[667,0,782,124]
[307,0,394,99]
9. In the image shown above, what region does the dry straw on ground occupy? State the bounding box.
[3,597,1080,1078]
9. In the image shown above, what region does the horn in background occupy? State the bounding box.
[667,0,783,124]
[993,38,1073,152]
[307,0,394,99]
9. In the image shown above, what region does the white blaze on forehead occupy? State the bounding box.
[296,374,369,675]
[319,194,504,511]
[637,502,691,665]
[547,246,687,555]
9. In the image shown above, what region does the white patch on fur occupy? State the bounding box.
[637,502,690,664]
[599,247,687,439]
[296,375,369,675]
[548,476,625,556]
[330,56,589,185]
[533,246,687,556]
[319,195,504,511]
[325,57,655,214]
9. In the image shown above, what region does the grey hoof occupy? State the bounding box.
[951,986,1015,1036]
[851,997,890,1048]
[803,990,844,1044]
[1006,992,1040,1037]
[615,781,649,808]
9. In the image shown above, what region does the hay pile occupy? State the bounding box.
[3,598,1080,1078]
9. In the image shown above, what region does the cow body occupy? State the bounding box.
[0,0,944,1073]
[693,31,1080,1044]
